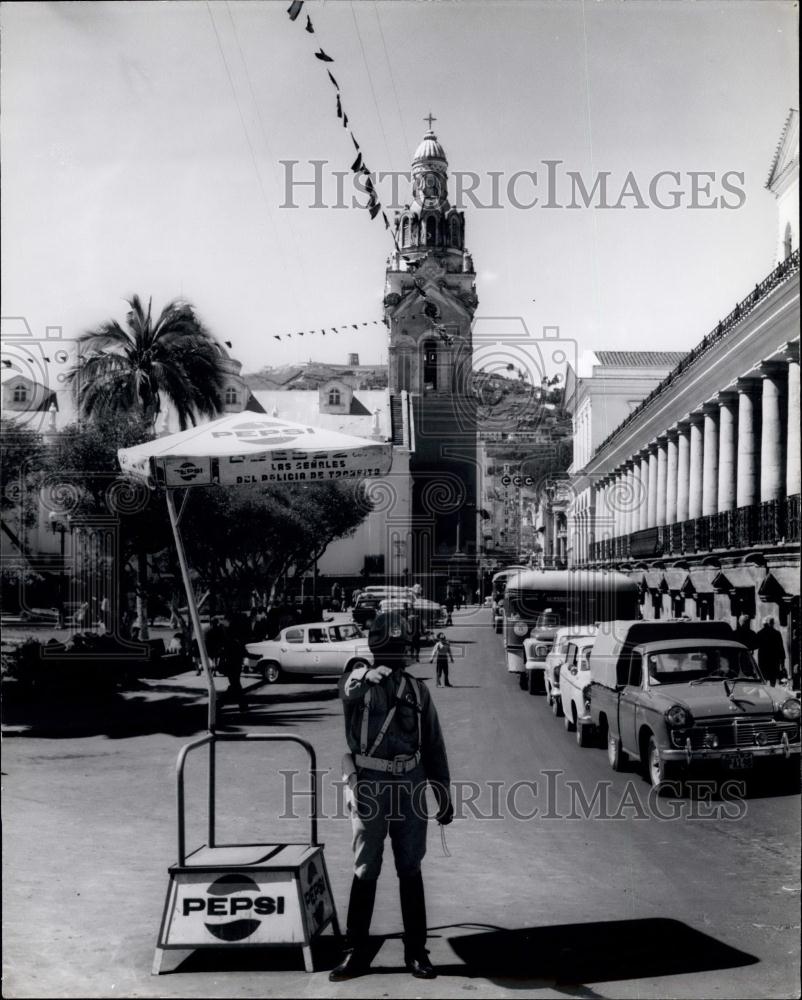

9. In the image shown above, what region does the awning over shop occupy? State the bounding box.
[711,566,763,592]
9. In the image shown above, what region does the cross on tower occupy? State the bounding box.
[424,112,437,130]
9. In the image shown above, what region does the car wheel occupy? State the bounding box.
[552,694,563,718]
[563,708,576,732]
[576,722,594,748]
[646,735,682,793]
[260,661,282,684]
[607,733,625,771]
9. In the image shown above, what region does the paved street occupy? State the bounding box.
[3,607,800,998]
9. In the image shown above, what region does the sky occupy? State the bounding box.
[1,0,798,378]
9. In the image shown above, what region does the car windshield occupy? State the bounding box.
[646,647,761,685]
[329,624,362,642]
[534,612,561,629]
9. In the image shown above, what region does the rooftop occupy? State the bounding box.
[593,351,688,367]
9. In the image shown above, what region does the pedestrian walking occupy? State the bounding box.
[756,617,787,686]
[205,617,225,675]
[330,608,453,982]
[407,610,422,662]
[430,633,454,687]
[444,593,454,627]
[219,614,249,711]
[734,614,758,651]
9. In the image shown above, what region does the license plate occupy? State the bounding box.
[722,752,754,770]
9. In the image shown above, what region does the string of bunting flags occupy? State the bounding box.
[286,0,397,247]
[272,320,383,342]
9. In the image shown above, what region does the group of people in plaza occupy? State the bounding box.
[733,614,789,686]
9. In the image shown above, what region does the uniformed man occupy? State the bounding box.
[330,608,453,981]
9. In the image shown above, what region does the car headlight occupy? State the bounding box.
[780,698,801,721]
[513,622,529,637]
[665,704,691,727]
[534,643,549,657]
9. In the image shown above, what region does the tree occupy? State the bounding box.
[180,481,373,611]
[67,296,229,635]
[0,418,45,554]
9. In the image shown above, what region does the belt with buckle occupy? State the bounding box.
[354,751,421,773]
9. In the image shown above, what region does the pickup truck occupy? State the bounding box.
[589,619,801,789]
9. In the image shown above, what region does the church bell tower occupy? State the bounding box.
[383,118,479,594]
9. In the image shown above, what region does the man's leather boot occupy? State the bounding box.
[399,872,436,979]
[328,876,377,982]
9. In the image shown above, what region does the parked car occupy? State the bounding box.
[538,624,597,705]
[589,619,801,789]
[352,594,383,627]
[558,635,598,745]
[245,621,372,683]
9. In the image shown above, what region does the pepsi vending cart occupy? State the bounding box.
[152,732,339,974]
[117,415,393,975]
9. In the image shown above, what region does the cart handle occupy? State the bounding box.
[176,733,320,865]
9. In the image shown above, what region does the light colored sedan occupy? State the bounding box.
[559,636,597,746]
[245,621,372,683]
[541,625,598,709]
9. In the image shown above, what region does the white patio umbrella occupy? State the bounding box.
[118,412,393,729]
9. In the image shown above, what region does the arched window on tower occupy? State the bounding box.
[450,216,460,247]
[12,384,28,403]
[784,222,793,260]
[426,216,437,246]
[328,388,341,406]
[399,349,412,391]
[401,217,410,247]
[422,340,438,391]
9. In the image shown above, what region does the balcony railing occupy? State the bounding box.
[589,495,800,562]
[593,249,800,459]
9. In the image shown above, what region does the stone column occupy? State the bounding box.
[666,430,679,524]
[616,469,626,537]
[625,462,635,536]
[716,391,738,512]
[676,421,691,521]
[638,451,650,531]
[785,344,800,497]
[646,445,658,527]
[760,362,786,502]
[702,403,719,516]
[736,378,760,507]
[656,437,668,526]
[688,413,704,520]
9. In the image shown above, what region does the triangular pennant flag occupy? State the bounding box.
[351,133,360,150]
[298,331,305,336]
[274,335,281,340]
[321,330,326,335]
[362,322,369,326]
[352,324,358,329]
[342,113,349,128]
[332,327,338,331]
[351,152,362,172]
[327,70,339,89]
[287,1,303,21]
[382,211,390,229]
[305,15,314,33]
[336,94,342,119]
[368,201,381,220]
[364,175,375,194]
[314,48,334,62]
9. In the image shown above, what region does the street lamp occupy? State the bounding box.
[48,510,69,628]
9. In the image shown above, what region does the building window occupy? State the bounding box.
[328,388,341,406]
[401,217,410,247]
[422,341,438,390]
[426,216,437,246]
[450,217,460,246]
[224,387,238,405]
[784,222,793,260]
[12,384,28,403]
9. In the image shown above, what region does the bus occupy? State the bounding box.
[503,569,640,690]
[490,566,528,634]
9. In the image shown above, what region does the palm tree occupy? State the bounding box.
[69,294,226,433]
[68,295,228,637]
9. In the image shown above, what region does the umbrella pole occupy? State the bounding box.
[165,488,216,732]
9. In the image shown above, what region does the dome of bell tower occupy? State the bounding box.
[412,129,447,169]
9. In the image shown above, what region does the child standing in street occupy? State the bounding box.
[430,633,454,687]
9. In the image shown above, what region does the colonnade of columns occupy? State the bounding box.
[585,343,800,551]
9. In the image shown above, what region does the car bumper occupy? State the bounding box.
[506,648,525,674]
[661,743,800,763]
[525,659,546,674]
